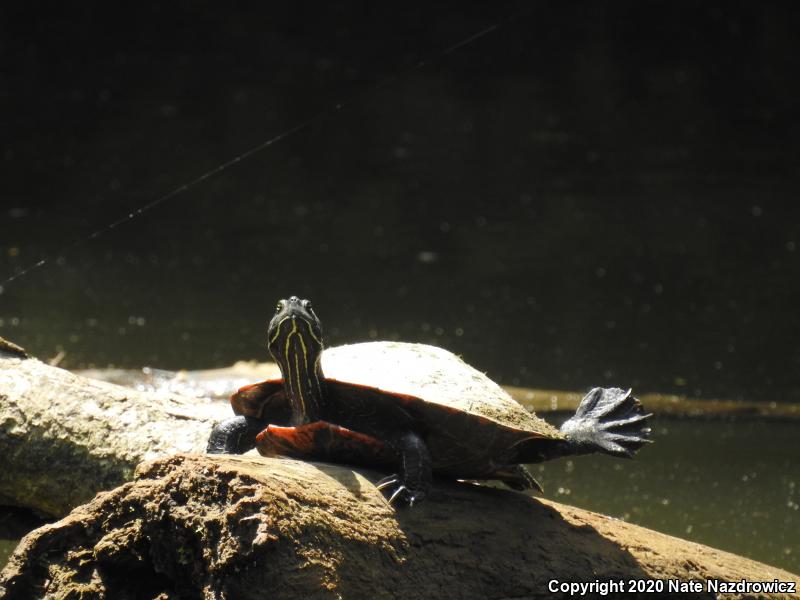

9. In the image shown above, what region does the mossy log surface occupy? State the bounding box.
[0,351,228,516]
[1,454,798,600]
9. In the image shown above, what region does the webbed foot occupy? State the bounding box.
[560,387,653,457]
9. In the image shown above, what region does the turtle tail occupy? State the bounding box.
[559,387,652,458]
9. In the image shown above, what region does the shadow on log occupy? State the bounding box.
[2,454,798,599]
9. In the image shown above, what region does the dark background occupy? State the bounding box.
[1,1,799,403]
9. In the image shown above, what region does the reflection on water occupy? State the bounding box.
[531,417,799,573]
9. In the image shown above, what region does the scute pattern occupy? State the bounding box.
[321,341,562,439]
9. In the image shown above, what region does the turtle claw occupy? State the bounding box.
[490,464,544,493]
[375,474,426,507]
[376,475,399,491]
[388,485,408,504]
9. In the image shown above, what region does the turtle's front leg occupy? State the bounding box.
[255,421,394,466]
[207,415,268,454]
[377,431,432,507]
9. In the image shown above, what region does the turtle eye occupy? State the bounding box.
[302,299,312,310]
[275,301,284,313]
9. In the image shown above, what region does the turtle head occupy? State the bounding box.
[267,296,325,423]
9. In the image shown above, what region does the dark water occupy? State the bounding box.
[0,0,799,576]
[2,2,800,401]
[532,417,800,574]
[0,507,46,571]
[0,540,12,569]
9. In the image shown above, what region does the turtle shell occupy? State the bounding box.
[322,342,560,438]
[232,341,564,477]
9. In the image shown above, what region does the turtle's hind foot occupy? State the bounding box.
[491,465,544,493]
[560,387,652,458]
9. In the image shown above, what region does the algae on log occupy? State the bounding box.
[0,353,229,516]
[1,455,798,600]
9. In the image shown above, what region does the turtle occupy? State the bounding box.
[208,296,652,506]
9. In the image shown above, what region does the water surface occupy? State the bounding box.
[1,2,799,402]
[532,417,799,573]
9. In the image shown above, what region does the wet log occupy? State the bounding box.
[0,349,229,516]
[1,454,798,600]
